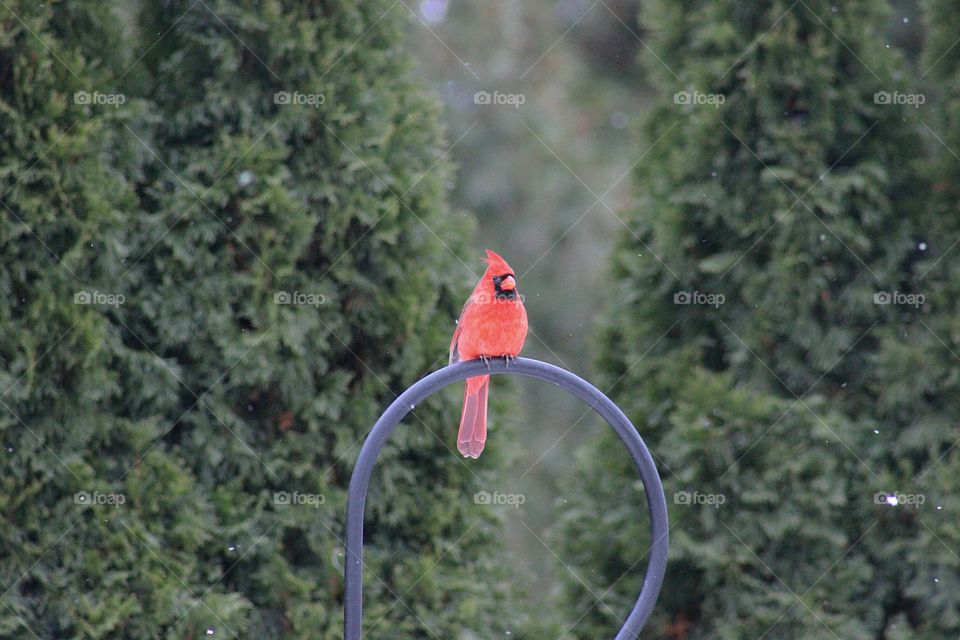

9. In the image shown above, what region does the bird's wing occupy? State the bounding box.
[449,296,474,364]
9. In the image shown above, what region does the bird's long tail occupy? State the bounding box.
[457,375,489,458]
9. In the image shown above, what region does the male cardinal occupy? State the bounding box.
[449,249,528,458]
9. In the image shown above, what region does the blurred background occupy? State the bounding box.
[3,0,958,639]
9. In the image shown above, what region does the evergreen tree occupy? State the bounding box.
[556,1,935,637]
[2,1,524,637]
[0,2,148,637]
[877,1,960,636]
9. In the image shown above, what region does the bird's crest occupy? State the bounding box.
[484,249,513,274]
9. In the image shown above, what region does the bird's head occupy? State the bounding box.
[483,249,519,300]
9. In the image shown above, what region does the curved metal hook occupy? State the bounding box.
[343,357,668,639]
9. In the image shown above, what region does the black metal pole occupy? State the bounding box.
[344,357,668,639]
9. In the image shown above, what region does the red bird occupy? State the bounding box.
[449,250,528,458]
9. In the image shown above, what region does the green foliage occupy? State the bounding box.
[556,0,957,637]
[1,1,524,637]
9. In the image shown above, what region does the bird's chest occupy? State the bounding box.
[460,300,527,357]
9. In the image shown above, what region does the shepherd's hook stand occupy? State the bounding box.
[344,357,668,639]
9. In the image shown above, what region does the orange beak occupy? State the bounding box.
[500,275,516,291]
